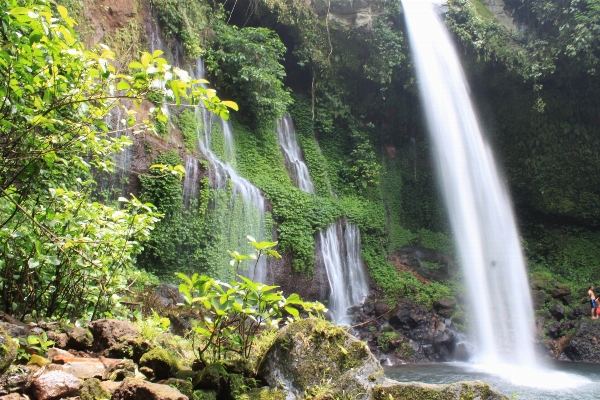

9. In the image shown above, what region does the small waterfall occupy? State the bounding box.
[320,222,370,324]
[182,155,199,208]
[97,106,133,202]
[274,114,369,323]
[402,0,536,369]
[276,114,315,194]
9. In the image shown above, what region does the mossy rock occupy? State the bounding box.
[192,389,217,400]
[247,387,287,400]
[373,380,508,400]
[80,378,111,400]
[139,348,182,380]
[258,318,386,399]
[0,327,17,376]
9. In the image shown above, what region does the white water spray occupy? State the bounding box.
[401,0,536,368]
[276,114,315,194]
[275,114,369,323]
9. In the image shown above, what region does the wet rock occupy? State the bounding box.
[0,365,38,395]
[562,321,600,361]
[374,301,390,317]
[102,359,137,381]
[154,284,184,308]
[89,319,140,353]
[531,290,548,310]
[0,327,17,376]
[67,327,93,350]
[31,370,82,400]
[112,378,188,400]
[546,322,562,339]
[560,295,574,306]
[258,319,386,399]
[568,306,588,320]
[373,380,508,399]
[550,285,571,298]
[434,298,457,310]
[549,303,565,320]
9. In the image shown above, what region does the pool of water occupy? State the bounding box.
[385,361,600,399]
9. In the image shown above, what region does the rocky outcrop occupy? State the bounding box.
[351,296,461,364]
[308,0,384,29]
[373,380,508,400]
[561,321,600,361]
[258,318,386,399]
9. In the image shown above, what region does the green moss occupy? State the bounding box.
[80,378,111,400]
[373,381,507,400]
[0,327,17,376]
[247,388,287,400]
[139,347,182,380]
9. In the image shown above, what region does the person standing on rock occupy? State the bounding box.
[588,286,598,319]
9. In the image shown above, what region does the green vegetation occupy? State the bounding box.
[0,0,235,321]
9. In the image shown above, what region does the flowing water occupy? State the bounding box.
[386,362,598,399]
[193,59,268,282]
[275,114,368,323]
[182,155,199,209]
[276,114,315,194]
[319,222,370,324]
[402,0,537,373]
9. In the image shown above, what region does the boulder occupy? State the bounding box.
[112,378,188,400]
[374,301,391,317]
[88,319,147,359]
[139,348,181,380]
[67,327,94,350]
[546,322,562,339]
[46,331,69,349]
[373,380,508,399]
[89,319,140,351]
[0,327,17,376]
[561,321,600,361]
[531,290,548,310]
[549,303,565,321]
[568,306,588,320]
[31,370,82,400]
[0,365,38,395]
[258,318,386,399]
[550,284,571,298]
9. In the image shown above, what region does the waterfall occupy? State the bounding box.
[275,114,369,323]
[320,222,370,324]
[401,0,536,368]
[276,114,315,194]
[182,155,199,208]
[192,59,268,283]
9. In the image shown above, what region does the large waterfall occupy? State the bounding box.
[276,114,369,324]
[401,0,536,368]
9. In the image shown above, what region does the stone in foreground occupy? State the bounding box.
[258,318,386,399]
[373,380,508,400]
[112,378,188,400]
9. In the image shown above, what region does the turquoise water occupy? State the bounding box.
[385,362,600,399]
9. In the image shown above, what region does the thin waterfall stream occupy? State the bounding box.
[276,114,369,324]
[400,0,589,388]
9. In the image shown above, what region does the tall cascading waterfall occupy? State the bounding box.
[401,0,536,368]
[147,14,269,281]
[192,59,268,283]
[275,114,369,324]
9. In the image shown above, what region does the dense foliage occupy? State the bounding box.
[0,0,235,320]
